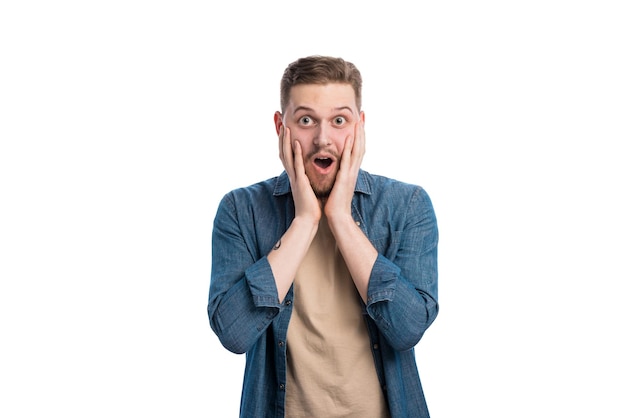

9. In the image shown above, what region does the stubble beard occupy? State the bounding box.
[306,166,337,199]
[311,179,334,198]
[305,149,339,199]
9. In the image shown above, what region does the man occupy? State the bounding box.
[208,55,438,417]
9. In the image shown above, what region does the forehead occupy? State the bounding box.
[286,83,357,113]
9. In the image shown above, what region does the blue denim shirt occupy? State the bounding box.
[208,169,438,418]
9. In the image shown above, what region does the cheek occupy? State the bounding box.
[292,130,314,151]
[335,134,348,154]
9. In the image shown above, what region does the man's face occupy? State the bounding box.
[276,83,363,197]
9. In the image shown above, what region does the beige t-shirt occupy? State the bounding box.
[285,216,390,418]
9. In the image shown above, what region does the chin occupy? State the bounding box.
[307,169,337,198]
[314,189,331,199]
[311,181,334,198]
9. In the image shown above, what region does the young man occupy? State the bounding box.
[208,55,439,417]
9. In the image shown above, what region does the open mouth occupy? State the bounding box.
[314,157,333,169]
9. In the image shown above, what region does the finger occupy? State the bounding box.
[350,121,365,171]
[278,125,285,162]
[353,120,365,157]
[338,133,353,173]
[282,127,296,177]
[292,139,306,179]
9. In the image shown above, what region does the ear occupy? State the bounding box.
[360,111,365,124]
[274,112,283,135]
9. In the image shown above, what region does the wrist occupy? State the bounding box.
[291,215,320,233]
[325,211,355,230]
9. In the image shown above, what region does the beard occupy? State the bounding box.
[304,148,340,198]
[304,163,337,198]
[311,177,335,198]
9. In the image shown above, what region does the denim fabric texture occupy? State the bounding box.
[208,169,439,418]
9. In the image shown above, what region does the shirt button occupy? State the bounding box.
[373,343,379,350]
[278,341,284,347]
[279,384,285,390]
[285,300,292,306]
[355,221,361,226]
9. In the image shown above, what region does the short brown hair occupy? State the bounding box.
[280,55,363,112]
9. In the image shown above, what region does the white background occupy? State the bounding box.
[1,1,624,417]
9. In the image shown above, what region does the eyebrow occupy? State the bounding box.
[293,106,354,114]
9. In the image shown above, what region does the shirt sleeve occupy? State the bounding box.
[207,192,285,354]
[365,186,439,352]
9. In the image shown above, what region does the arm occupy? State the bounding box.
[335,185,438,352]
[209,123,322,353]
[326,120,438,351]
[325,118,375,302]
[267,124,320,301]
[208,193,284,354]
[365,187,439,352]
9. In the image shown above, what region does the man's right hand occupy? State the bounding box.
[279,125,322,223]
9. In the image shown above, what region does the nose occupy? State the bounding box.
[313,124,332,147]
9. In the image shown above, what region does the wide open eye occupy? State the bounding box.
[299,116,313,126]
[333,116,346,126]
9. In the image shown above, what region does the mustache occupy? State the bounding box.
[304,147,340,161]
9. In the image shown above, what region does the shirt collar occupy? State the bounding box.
[273,170,372,196]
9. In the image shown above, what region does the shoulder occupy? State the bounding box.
[220,172,289,207]
[358,170,430,201]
